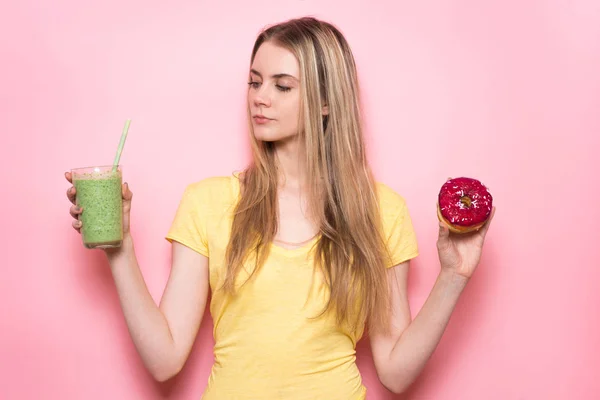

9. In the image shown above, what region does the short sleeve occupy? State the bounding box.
[165,184,210,257]
[379,185,419,267]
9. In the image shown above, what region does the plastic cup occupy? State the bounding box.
[71,165,123,249]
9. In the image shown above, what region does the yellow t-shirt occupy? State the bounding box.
[165,174,419,400]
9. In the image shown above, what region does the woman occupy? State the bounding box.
[65,16,494,399]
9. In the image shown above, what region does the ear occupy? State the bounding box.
[321,104,329,116]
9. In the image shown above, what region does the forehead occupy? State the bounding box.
[251,41,299,78]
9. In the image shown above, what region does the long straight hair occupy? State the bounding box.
[222,17,393,335]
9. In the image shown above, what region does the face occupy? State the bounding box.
[248,41,301,143]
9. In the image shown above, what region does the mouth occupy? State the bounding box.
[253,115,273,124]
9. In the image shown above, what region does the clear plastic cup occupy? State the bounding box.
[71,165,123,249]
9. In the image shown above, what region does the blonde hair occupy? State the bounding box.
[223,17,392,335]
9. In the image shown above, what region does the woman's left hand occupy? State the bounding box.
[436,207,496,280]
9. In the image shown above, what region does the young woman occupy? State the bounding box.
[65,16,494,399]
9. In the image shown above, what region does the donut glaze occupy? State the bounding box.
[437,177,493,233]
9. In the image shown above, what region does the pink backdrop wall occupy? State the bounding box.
[2,0,599,399]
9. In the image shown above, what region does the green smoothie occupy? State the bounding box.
[72,167,123,249]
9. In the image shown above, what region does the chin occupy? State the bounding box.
[252,127,297,143]
[253,133,283,142]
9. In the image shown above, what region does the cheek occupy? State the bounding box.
[283,97,300,124]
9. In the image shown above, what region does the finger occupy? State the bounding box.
[438,220,451,243]
[479,207,496,238]
[66,186,77,204]
[65,171,72,183]
[123,182,133,201]
[436,201,451,239]
[70,205,83,219]
[72,219,82,232]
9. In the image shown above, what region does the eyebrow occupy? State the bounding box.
[250,69,298,81]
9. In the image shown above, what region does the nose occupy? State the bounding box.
[253,86,272,108]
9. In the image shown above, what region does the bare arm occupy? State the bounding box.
[371,211,495,394]
[66,173,209,382]
[370,262,467,394]
[106,236,209,382]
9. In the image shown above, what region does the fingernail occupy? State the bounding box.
[75,206,81,212]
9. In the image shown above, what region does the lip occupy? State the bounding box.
[253,115,273,124]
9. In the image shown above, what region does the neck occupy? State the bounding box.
[273,136,306,190]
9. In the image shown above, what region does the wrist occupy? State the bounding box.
[438,268,470,290]
[105,233,134,264]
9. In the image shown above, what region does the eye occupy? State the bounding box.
[276,85,291,92]
[248,81,261,89]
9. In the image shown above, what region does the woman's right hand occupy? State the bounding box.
[65,171,210,382]
[65,172,134,235]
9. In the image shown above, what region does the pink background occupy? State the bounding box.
[2,0,599,399]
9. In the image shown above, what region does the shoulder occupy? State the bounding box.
[186,174,238,193]
[182,173,240,207]
[375,182,408,213]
